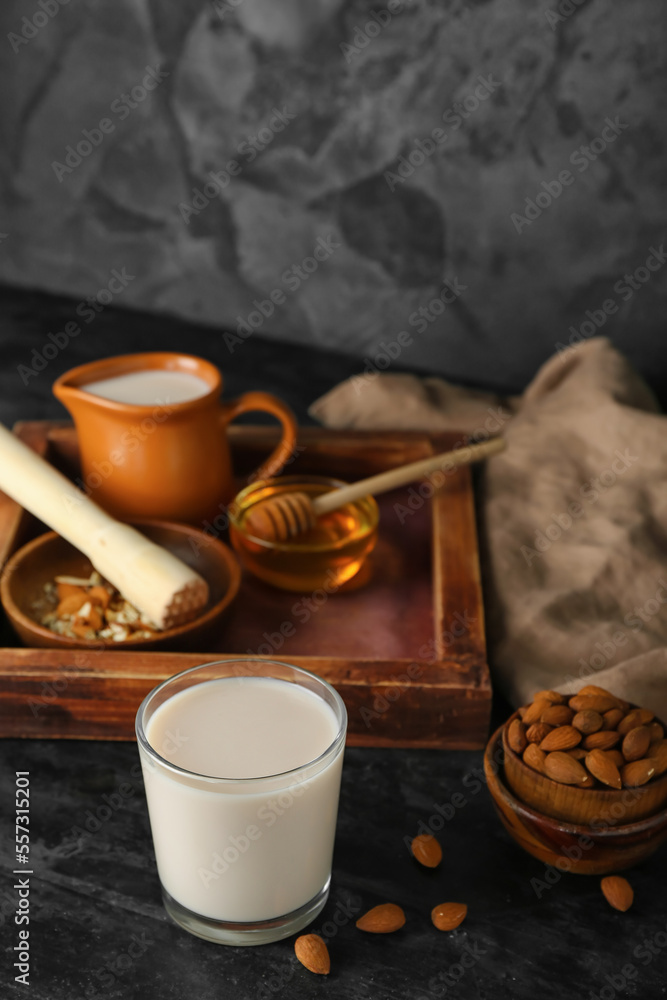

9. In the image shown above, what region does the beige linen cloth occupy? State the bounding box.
[310,338,667,721]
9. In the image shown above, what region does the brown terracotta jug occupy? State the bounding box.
[53,352,297,524]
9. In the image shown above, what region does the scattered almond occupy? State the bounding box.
[356,903,406,934]
[622,726,651,763]
[507,718,528,754]
[583,731,620,751]
[523,744,547,774]
[526,722,553,744]
[411,834,442,868]
[621,758,656,788]
[539,725,582,752]
[600,876,633,912]
[294,934,330,975]
[542,704,574,727]
[544,751,588,785]
[585,749,622,790]
[431,902,467,931]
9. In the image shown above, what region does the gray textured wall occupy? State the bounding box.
[1,0,666,390]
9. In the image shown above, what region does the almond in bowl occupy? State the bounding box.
[504,687,667,826]
[484,696,667,876]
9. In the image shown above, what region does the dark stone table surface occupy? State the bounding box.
[1,288,667,1000]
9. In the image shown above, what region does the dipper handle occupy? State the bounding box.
[312,436,506,515]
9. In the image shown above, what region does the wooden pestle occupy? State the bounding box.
[0,424,208,628]
[244,436,506,542]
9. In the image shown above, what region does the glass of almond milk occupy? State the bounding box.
[136,658,347,945]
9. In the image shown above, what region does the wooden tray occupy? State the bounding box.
[0,422,491,748]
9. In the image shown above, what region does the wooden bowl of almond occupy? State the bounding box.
[503,686,667,825]
[484,685,667,874]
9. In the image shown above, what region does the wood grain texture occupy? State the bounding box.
[0,650,489,748]
[0,422,492,747]
[502,709,667,825]
[484,726,667,875]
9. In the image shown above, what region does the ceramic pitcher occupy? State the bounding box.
[53,352,297,524]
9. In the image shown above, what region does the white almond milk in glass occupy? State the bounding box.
[136,659,346,945]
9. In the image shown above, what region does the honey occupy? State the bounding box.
[229,476,378,592]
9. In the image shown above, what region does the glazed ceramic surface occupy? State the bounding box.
[53,353,297,523]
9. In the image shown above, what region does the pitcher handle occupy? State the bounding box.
[219,392,298,481]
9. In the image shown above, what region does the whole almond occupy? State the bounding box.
[507,718,528,754]
[600,876,633,912]
[294,934,330,975]
[577,772,595,788]
[602,708,624,731]
[649,740,667,776]
[567,747,587,760]
[542,704,574,727]
[622,726,651,762]
[617,708,654,735]
[621,758,656,788]
[540,725,582,752]
[572,709,603,735]
[578,684,618,699]
[532,689,567,704]
[411,834,442,868]
[431,902,467,931]
[523,744,547,774]
[606,749,625,769]
[526,722,553,744]
[579,686,627,709]
[356,903,406,934]
[585,749,622,789]
[569,694,619,714]
[583,731,620,751]
[544,751,588,785]
[648,722,665,744]
[521,699,552,726]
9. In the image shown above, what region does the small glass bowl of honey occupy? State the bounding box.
[229,475,379,592]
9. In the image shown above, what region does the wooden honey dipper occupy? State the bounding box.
[0,423,209,629]
[244,436,506,542]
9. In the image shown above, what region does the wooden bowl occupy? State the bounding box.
[0,520,241,651]
[502,709,667,825]
[485,723,667,874]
